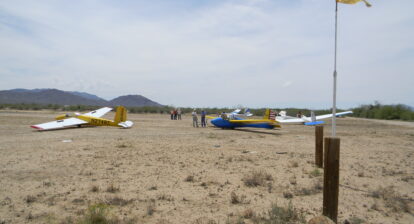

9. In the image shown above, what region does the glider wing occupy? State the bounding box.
[83,107,113,118]
[276,118,305,123]
[31,118,88,130]
[230,109,241,114]
[315,111,353,120]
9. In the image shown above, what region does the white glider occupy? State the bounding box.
[31,106,133,131]
[276,111,353,125]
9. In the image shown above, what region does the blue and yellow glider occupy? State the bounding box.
[208,109,280,129]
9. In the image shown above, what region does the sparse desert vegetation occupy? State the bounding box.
[308,168,322,178]
[0,112,413,223]
[230,191,249,205]
[78,204,117,224]
[249,202,306,224]
[242,170,273,187]
[106,183,120,193]
[262,203,306,223]
[369,186,412,214]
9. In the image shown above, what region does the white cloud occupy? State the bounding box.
[0,0,412,108]
[282,81,292,88]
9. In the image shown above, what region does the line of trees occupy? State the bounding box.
[0,103,100,111]
[351,102,414,121]
[1,102,412,121]
[0,103,340,116]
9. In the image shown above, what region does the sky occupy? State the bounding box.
[0,0,413,109]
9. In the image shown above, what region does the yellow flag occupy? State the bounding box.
[337,0,372,7]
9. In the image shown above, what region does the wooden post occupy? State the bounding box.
[315,126,324,168]
[323,137,340,223]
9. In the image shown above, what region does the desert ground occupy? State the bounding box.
[0,110,413,224]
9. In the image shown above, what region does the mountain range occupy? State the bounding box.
[0,89,163,107]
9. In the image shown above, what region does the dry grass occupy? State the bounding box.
[91,185,100,192]
[243,170,273,187]
[1,112,413,224]
[400,175,414,182]
[283,191,294,199]
[157,194,174,201]
[369,186,412,213]
[116,142,131,148]
[289,176,297,185]
[308,168,322,178]
[194,217,218,224]
[230,191,249,204]
[294,179,323,196]
[185,175,195,182]
[104,196,133,206]
[251,202,306,224]
[146,201,156,216]
[148,186,158,191]
[241,208,255,219]
[24,195,36,204]
[347,216,366,224]
[106,183,120,193]
[78,204,119,224]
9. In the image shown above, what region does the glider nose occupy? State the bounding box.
[210,118,222,127]
[211,118,218,126]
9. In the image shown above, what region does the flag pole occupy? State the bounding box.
[332,1,338,137]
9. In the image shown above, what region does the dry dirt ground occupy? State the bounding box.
[0,110,413,224]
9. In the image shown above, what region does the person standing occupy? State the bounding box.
[221,112,228,120]
[177,108,182,120]
[173,109,178,120]
[170,110,174,120]
[192,110,199,128]
[201,110,207,127]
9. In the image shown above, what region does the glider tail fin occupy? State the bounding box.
[244,108,253,116]
[264,109,270,120]
[263,109,276,121]
[304,111,324,126]
[114,106,127,123]
[311,111,316,122]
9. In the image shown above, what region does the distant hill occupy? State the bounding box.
[69,91,106,101]
[9,88,46,93]
[0,88,163,107]
[109,95,163,107]
[0,89,107,106]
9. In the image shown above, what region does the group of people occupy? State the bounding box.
[191,110,207,128]
[170,108,182,120]
[220,112,233,120]
[169,108,208,128]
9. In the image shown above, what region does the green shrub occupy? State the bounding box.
[78,204,118,224]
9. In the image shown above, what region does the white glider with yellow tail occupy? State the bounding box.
[31,106,133,131]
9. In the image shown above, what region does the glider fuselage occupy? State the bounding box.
[76,115,117,126]
[55,114,117,126]
[210,117,276,129]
